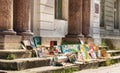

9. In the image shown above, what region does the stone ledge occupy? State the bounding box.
[4,57,120,73]
[107,50,120,56]
[0,35,22,50]
[0,50,32,59]
[0,58,51,71]
[62,37,94,44]
[0,35,22,43]
[1,56,120,72]
[107,50,120,53]
[0,43,22,50]
[4,60,104,73]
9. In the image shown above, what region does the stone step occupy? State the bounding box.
[0,50,32,59]
[5,56,120,73]
[99,46,109,50]
[4,57,120,73]
[0,58,51,70]
[107,50,120,56]
[110,55,120,60]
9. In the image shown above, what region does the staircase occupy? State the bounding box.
[107,50,120,62]
[0,35,52,71]
[0,36,120,73]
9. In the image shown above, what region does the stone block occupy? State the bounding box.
[102,38,120,50]
[0,43,21,50]
[22,35,33,40]
[0,35,22,43]
[0,35,22,50]
[62,37,94,44]
[80,38,94,44]
[0,50,32,59]
[0,58,51,70]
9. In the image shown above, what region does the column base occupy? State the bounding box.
[66,34,84,38]
[0,30,16,35]
[17,31,34,36]
[0,35,22,50]
[66,34,78,38]
[84,34,92,38]
[62,37,94,45]
[78,34,84,38]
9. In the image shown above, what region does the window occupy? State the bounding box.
[114,0,119,29]
[55,0,62,19]
[100,0,105,27]
[100,0,118,30]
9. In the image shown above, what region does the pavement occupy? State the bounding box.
[74,63,120,73]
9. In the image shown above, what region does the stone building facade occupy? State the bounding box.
[100,0,120,36]
[100,0,120,49]
[1,0,120,48]
[31,0,101,46]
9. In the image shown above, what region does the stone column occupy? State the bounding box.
[67,0,83,37]
[13,0,33,36]
[0,0,16,35]
[82,0,91,37]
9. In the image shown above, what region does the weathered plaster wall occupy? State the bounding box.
[31,0,68,46]
[31,0,101,46]
[62,0,69,20]
[31,0,40,36]
[90,0,101,45]
[32,0,68,37]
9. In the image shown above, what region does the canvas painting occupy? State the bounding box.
[61,44,80,54]
[68,54,77,63]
